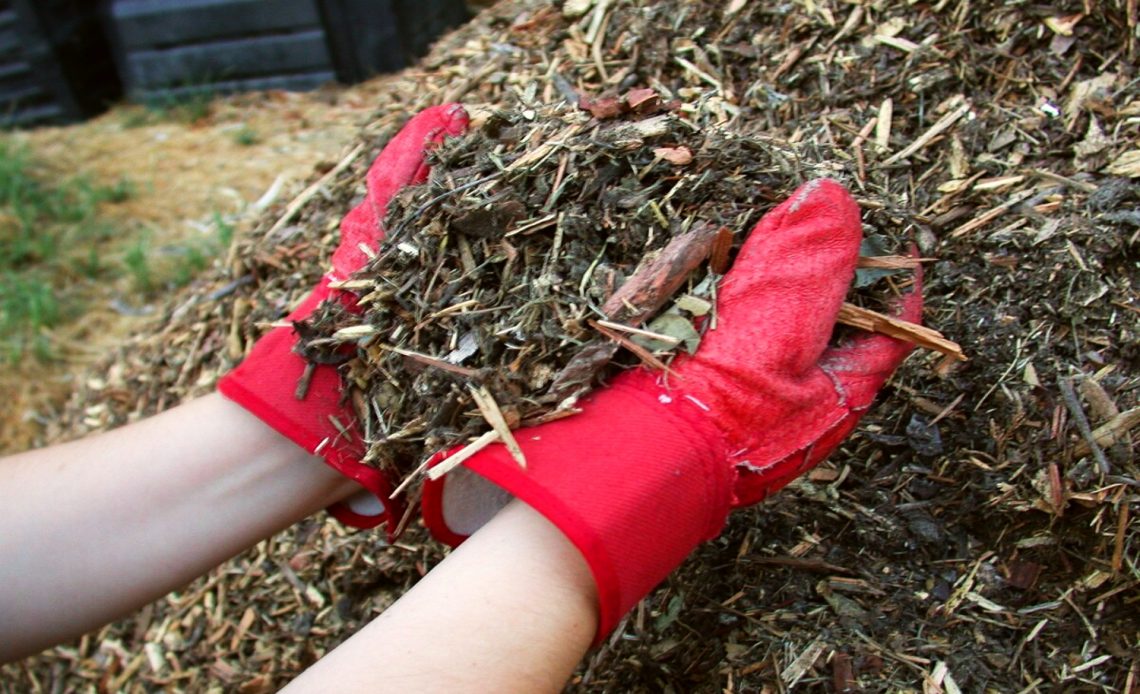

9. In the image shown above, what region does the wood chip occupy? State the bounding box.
[468,384,526,469]
[425,430,501,481]
[882,102,971,166]
[837,302,966,361]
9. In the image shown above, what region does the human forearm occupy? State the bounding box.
[0,393,357,662]
[286,499,598,693]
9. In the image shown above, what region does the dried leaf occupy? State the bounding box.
[1044,13,1084,36]
[653,146,693,165]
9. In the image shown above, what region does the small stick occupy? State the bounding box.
[381,345,481,378]
[882,102,971,166]
[1074,407,1140,457]
[593,319,683,346]
[390,484,421,539]
[520,407,582,428]
[949,188,1037,238]
[837,303,966,361]
[851,116,878,182]
[1112,502,1128,573]
[875,98,893,150]
[468,385,526,469]
[929,392,966,427]
[265,144,364,238]
[426,430,501,480]
[1058,376,1111,475]
[590,320,674,373]
[389,457,431,499]
[858,255,930,269]
[295,362,316,400]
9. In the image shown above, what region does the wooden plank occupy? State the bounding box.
[125,30,332,89]
[112,0,321,50]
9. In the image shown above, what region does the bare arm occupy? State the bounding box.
[286,499,598,694]
[0,393,357,662]
[2,394,599,689]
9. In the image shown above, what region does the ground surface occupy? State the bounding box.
[0,86,380,452]
[2,1,1138,692]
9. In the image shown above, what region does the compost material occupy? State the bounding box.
[296,100,869,485]
[5,0,1138,692]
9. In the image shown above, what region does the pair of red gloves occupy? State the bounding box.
[219,104,922,639]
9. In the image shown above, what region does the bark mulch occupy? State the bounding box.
[4,1,1137,691]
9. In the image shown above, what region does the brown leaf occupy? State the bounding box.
[625,87,661,112]
[653,146,694,166]
[579,96,622,119]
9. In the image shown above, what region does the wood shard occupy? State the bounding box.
[837,302,966,361]
[709,226,734,274]
[857,255,929,270]
[1073,406,1140,458]
[468,384,527,469]
[882,102,971,166]
[426,430,500,481]
[602,222,720,324]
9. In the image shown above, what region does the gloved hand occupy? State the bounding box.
[219,103,469,533]
[422,178,922,637]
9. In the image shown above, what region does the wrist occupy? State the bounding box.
[426,371,733,640]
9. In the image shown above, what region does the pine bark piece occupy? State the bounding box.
[602,222,721,325]
[548,222,721,395]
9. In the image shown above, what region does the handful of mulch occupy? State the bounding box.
[295,99,960,494]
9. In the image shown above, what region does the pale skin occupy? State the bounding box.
[0,393,597,691]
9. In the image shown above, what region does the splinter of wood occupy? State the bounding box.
[549,222,719,394]
[836,303,966,361]
[468,384,527,469]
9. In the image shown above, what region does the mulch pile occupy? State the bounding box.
[5,1,1137,692]
[298,100,920,495]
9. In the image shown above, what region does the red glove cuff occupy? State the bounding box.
[218,276,401,533]
[423,372,733,640]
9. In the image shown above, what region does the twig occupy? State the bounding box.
[590,320,674,372]
[857,255,930,269]
[881,102,971,166]
[468,385,526,469]
[264,143,364,238]
[593,319,682,346]
[1058,376,1112,475]
[949,189,1037,238]
[837,303,966,361]
[389,457,431,499]
[426,430,500,480]
[1074,407,1140,457]
[381,345,481,378]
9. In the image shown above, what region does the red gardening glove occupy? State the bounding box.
[219,104,469,533]
[422,178,922,638]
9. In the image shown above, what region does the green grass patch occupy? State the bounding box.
[122,215,234,296]
[122,83,220,128]
[0,138,237,363]
[233,124,260,146]
[0,139,134,362]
